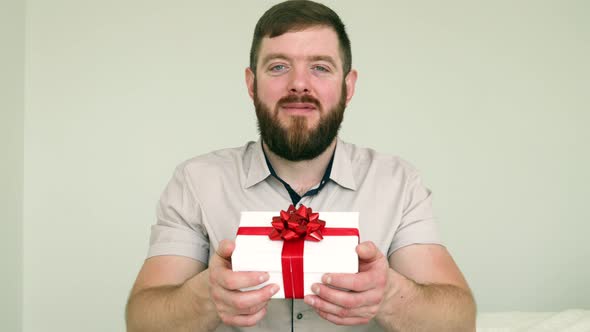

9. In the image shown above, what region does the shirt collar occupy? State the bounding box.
[330,138,357,191]
[244,139,271,189]
[243,137,357,191]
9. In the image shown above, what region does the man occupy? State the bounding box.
[126,1,476,331]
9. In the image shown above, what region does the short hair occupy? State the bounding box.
[249,0,352,75]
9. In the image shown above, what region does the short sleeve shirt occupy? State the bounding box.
[148,138,441,331]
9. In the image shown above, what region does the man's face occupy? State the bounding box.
[246,26,357,161]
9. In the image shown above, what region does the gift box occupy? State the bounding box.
[232,205,359,299]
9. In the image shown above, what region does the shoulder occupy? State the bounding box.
[338,139,421,181]
[175,141,257,178]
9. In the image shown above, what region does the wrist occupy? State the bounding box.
[184,270,221,331]
[375,268,419,328]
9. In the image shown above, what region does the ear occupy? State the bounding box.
[245,67,255,100]
[344,69,358,106]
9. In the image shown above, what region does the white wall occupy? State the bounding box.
[21,1,590,331]
[0,0,24,331]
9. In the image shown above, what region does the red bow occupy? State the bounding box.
[269,205,326,242]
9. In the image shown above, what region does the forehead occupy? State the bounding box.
[258,26,342,65]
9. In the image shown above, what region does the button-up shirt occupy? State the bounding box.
[148,138,441,331]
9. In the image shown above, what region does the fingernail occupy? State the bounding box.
[304,296,315,306]
[323,275,331,284]
[312,284,320,295]
[259,273,269,283]
[270,285,280,295]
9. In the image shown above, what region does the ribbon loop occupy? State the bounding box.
[269,204,326,242]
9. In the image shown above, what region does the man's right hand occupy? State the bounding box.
[209,239,280,327]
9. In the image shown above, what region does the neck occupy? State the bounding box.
[263,139,336,196]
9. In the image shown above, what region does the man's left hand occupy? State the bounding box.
[303,241,395,325]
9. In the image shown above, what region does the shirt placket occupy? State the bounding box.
[292,299,315,329]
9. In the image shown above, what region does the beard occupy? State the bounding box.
[254,83,347,162]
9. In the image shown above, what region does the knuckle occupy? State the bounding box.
[245,304,260,315]
[217,302,229,313]
[209,271,219,283]
[368,296,381,306]
[368,306,378,316]
[210,290,221,302]
[355,296,365,307]
[337,307,349,317]
[375,275,386,288]
[342,296,359,309]
[373,292,385,305]
[219,314,232,325]
[242,317,258,327]
[224,277,238,290]
[244,308,265,326]
[351,296,362,308]
[230,297,248,310]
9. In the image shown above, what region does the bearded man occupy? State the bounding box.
[126,1,476,331]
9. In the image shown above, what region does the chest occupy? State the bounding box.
[197,178,404,257]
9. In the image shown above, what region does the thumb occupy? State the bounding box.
[216,239,236,261]
[356,241,381,262]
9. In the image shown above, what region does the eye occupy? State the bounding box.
[269,64,288,72]
[312,65,330,73]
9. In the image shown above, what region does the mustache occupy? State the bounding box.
[277,94,321,108]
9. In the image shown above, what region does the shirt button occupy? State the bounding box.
[297,313,303,320]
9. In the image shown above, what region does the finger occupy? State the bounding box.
[211,239,270,290]
[305,294,377,319]
[210,240,236,270]
[315,310,372,326]
[216,239,236,261]
[310,283,382,308]
[305,294,346,317]
[237,301,269,316]
[356,241,381,263]
[219,293,270,316]
[214,283,280,314]
[321,271,378,292]
[219,306,268,327]
[215,269,271,290]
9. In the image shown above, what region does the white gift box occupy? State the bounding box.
[232,211,359,299]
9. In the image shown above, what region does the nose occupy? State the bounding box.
[288,66,311,95]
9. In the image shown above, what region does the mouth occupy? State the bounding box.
[280,102,317,115]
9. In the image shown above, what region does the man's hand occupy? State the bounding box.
[209,239,280,327]
[303,241,393,325]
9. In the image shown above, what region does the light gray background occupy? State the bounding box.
[2,0,589,331]
[1,0,24,331]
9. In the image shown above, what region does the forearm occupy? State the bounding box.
[126,270,221,332]
[376,269,476,332]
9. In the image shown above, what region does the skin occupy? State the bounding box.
[126,26,475,331]
[246,27,357,131]
[245,26,357,192]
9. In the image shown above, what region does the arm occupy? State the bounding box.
[125,255,218,332]
[304,242,476,332]
[377,244,476,331]
[126,240,280,332]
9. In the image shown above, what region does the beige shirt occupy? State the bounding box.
[148,138,441,331]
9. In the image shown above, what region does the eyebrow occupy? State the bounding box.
[260,53,339,70]
[260,53,290,66]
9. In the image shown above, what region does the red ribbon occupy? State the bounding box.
[236,205,359,298]
[269,205,326,242]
